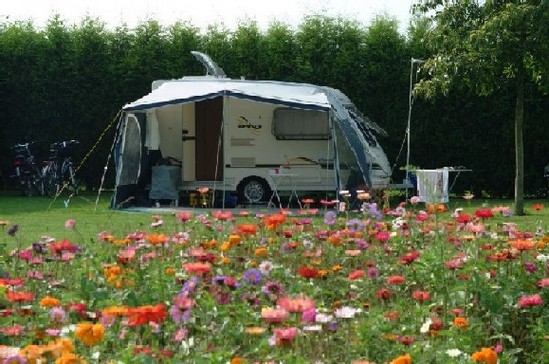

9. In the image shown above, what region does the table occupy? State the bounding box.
[267,169,302,209]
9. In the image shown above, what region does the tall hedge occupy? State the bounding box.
[0,15,547,197]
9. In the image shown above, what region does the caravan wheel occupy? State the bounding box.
[237,176,271,204]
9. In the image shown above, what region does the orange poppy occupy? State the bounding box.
[453,316,469,329]
[471,347,498,364]
[39,296,60,307]
[146,233,169,245]
[254,247,268,257]
[389,353,412,364]
[509,239,535,251]
[75,322,105,346]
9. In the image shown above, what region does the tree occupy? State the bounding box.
[413,0,549,214]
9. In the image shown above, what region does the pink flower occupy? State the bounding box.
[261,307,289,323]
[64,219,76,229]
[176,212,193,223]
[518,294,543,308]
[537,278,549,289]
[415,211,429,222]
[410,196,420,204]
[301,307,316,323]
[274,327,298,344]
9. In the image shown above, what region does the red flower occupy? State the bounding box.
[531,204,544,211]
[236,224,258,236]
[6,290,35,303]
[297,266,319,279]
[399,251,420,265]
[375,231,391,243]
[412,290,430,302]
[474,209,494,219]
[376,288,392,300]
[348,270,366,280]
[127,304,168,326]
[387,275,405,285]
[455,213,473,224]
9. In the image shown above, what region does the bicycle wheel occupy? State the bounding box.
[20,174,33,197]
[63,161,79,195]
[32,165,45,196]
[43,164,59,197]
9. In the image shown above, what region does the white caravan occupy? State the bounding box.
[112,52,391,207]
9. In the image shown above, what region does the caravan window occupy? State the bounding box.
[272,108,330,140]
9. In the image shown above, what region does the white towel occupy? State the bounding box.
[145,109,161,150]
[416,169,449,203]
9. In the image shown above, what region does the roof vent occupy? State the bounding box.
[191,51,226,78]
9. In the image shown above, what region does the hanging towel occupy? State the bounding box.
[145,109,161,150]
[416,169,449,203]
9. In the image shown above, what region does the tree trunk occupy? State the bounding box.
[514,65,524,215]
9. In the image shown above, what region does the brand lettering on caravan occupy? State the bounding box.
[237,116,262,135]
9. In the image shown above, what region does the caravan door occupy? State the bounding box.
[195,97,223,181]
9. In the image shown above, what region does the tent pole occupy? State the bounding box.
[406,58,424,200]
[96,114,123,211]
[331,114,341,196]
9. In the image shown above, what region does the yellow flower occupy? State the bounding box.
[75,323,104,346]
[220,241,231,251]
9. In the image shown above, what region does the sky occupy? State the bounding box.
[2,0,414,33]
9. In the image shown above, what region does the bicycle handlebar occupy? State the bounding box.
[50,139,80,150]
[10,141,35,150]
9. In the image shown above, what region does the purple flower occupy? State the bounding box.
[524,261,537,273]
[181,276,200,296]
[324,211,337,226]
[346,218,365,232]
[32,242,46,254]
[262,281,285,299]
[243,268,262,285]
[4,355,27,364]
[7,224,18,236]
[49,307,68,323]
[367,267,379,279]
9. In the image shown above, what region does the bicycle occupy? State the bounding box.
[10,141,45,197]
[42,140,80,197]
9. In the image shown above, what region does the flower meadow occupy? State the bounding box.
[0,197,547,363]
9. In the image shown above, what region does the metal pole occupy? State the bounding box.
[405,58,424,200]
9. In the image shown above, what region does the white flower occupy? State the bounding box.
[315,313,334,323]
[334,306,361,318]
[446,348,462,357]
[420,318,432,334]
[536,254,549,262]
[302,325,323,332]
